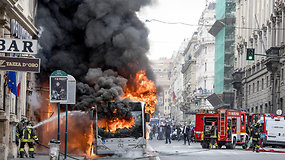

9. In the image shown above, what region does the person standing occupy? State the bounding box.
[209,121,218,148]
[16,118,27,146]
[16,118,28,157]
[182,122,190,145]
[19,121,39,158]
[148,124,152,140]
[165,122,171,144]
[252,123,261,153]
[190,126,195,143]
[177,125,182,141]
[151,124,156,140]
[158,125,163,140]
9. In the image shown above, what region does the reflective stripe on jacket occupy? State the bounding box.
[20,127,38,142]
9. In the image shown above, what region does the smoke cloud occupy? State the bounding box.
[36,0,155,111]
[28,91,43,110]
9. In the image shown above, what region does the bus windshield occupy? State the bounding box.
[97,102,143,139]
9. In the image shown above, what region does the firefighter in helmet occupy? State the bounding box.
[252,123,261,153]
[209,121,218,148]
[16,118,28,146]
[19,121,39,158]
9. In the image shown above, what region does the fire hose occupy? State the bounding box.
[237,139,285,153]
[237,147,285,153]
[37,143,80,160]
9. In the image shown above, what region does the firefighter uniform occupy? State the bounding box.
[227,126,231,139]
[209,122,218,148]
[252,124,261,153]
[247,125,252,138]
[16,118,27,146]
[19,121,39,158]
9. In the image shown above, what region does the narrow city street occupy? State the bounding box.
[10,137,285,160]
[2,0,285,160]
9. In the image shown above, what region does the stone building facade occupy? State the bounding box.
[181,3,216,122]
[234,0,285,115]
[0,1,38,159]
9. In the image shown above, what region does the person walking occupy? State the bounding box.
[165,122,171,144]
[182,122,190,145]
[19,121,39,158]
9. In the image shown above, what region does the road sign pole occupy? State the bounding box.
[64,104,68,160]
[50,70,69,160]
[57,102,60,160]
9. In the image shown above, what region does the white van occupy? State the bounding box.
[264,115,285,147]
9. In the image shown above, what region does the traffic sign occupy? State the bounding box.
[276,109,282,116]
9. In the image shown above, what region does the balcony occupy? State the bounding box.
[265,47,281,73]
[181,59,195,73]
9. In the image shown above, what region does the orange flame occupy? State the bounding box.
[98,117,135,133]
[122,70,157,115]
[87,121,97,157]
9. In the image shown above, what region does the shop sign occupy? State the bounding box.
[0,56,40,72]
[0,38,37,54]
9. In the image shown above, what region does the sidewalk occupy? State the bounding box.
[8,154,86,160]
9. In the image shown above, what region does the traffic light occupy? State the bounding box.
[246,48,255,60]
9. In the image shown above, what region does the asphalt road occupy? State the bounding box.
[147,137,285,160]
[9,138,285,160]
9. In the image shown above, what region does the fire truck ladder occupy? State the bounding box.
[220,112,226,136]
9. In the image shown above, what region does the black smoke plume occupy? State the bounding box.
[36,0,155,111]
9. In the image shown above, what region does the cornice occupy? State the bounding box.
[2,0,38,37]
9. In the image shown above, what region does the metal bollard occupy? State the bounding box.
[49,140,60,160]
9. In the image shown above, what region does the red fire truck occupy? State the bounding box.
[195,109,249,149]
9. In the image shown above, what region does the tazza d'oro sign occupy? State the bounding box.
[0,38,37,54]
[0,56,40,72]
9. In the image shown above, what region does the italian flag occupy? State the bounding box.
[16,72,21,97]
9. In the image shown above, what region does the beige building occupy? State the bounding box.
[234,0,285,115]
[170,42,186,123]
[181,33,198,122]
[181,3,216,123]
[150,58,171,115]
[0,1,38,159]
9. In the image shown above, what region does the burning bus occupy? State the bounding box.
[90,101,149,155]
